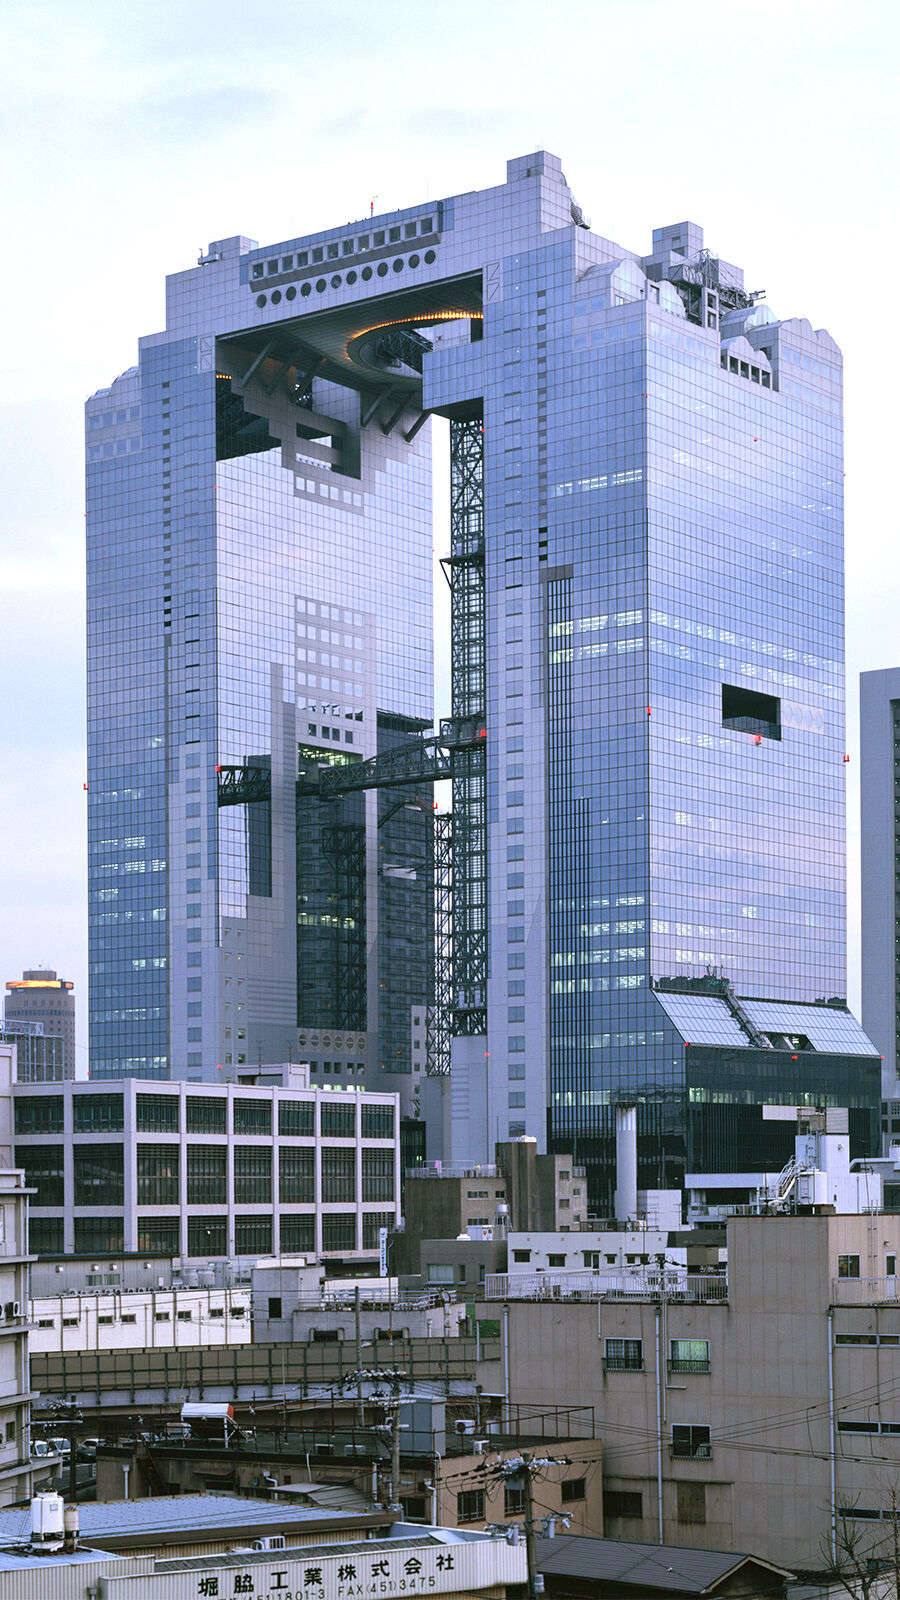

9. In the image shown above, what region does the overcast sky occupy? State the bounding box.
[0,0,896,1071]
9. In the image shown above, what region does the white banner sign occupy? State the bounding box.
[98,1536,527,1600]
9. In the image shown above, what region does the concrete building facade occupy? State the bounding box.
[29,1285,252,1354]
[0,1046,37,1506]
[484,1213,900,1569]
[11,1076,399,1265]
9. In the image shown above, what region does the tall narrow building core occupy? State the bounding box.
[87,152,878,1198]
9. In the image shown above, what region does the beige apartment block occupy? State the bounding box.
[439,1440,604,1536]
[485,1213,900,1571]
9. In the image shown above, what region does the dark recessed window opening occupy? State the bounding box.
[722,683,781,740]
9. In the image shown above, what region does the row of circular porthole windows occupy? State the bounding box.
[255,250,437,308]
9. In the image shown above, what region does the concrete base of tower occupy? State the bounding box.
[442,1035,489,1166]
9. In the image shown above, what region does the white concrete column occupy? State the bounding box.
[615,1105,638,1222]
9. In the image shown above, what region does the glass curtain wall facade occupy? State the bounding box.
[88,150,861,1197]
[87,245,434,1099]
[860,666,900,1115]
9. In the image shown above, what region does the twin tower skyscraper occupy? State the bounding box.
[86,152,878,1206]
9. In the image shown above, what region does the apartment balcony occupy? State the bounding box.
[831,1276,900,1306]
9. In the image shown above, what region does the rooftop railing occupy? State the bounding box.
[485,1270,728,1303]
[405,1165,500,1180]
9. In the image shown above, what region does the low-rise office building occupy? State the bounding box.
[506,1229,686,1275]
[0,1171,35,1507]
[9,1075,399,1264]
[396,1139,590,1287]
[29,1285,252,1354]
[97,1410,603,1537]
[0,1494,527,1600]
[483,1212,900,1570]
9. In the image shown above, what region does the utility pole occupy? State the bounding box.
[355,1288,364,1427]
[520,1454,540,1598]
[67,1410,78,1506]
[493,1453,566,1597]
[389,1401,402,1513]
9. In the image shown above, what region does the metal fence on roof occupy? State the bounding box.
[484,1269,729,1303]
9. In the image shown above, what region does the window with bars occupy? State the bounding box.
[669,1338,710,1374]
[234,1145,272,1204]
[279,1147,315,1204]
[136,1145,179,1205]
[233,1098,271,1135]
[74,1216,124,1254]
[362,1105,394,1139]
[281,1214,315,1253]
[672,1424,711,1460]
[30,1217,64,1254]
[138,1217,180,1255]
[136,1093,179,1132]
[187,1145,227,1205]
[73,1145,124,1206]
[363,1211,395,1249]
[14,1096,63,1135]
[321,1103,355,1138]
[187,1215,227,1257]
[604,1338,643,1372]
[322,1149,356,1203]
[15,1145,64,1206]
[278,1098,315,1137]
[322,1213,356,1252]
[362,1150,394,1201]
[186,1096,227,1134]
[235,1215,272,1255]
[73,1093,124,1133]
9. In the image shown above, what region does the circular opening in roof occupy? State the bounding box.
[331,274,341,289]
[361,266,373,281]
[424,249,436,264]
[346,271,357,285]
[409,254,420,268]
[315,278,326,292]
[377,262,389,277]
[256,295,267,308]
[393,258,404,273]
[271,290,282,304]
[286,285,297,300]
[301,282,312,297]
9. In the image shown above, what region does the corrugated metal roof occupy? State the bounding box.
[536,1534,789,1593]
[0,1493,366,1548]
[159,1536,442,1574]
[0,1547,121,1571]
[297,1484,372,1512]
